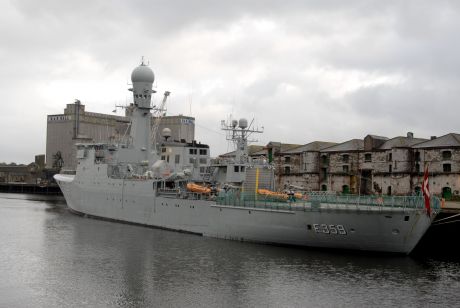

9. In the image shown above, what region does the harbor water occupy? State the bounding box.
[0,194,459,307]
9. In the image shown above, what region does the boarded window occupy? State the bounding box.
[364,153,372,162]
[443,163,451,172]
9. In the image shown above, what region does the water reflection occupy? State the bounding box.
[1,194,459,307]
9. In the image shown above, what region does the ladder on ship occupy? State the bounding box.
[202,165,217,182]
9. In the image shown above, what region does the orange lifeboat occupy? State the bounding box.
[257,189,303,200]
[186,183,211,194]
[257,189,289,200]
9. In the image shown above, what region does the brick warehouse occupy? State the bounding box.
[253,132,460,199]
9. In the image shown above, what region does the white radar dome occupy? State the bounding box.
[239,118,248,129]
[131,64,155,83]
[162,128,172,138]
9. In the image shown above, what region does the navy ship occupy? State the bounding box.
[55,62,440,254]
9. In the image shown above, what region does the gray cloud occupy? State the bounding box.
[1,0,459,162]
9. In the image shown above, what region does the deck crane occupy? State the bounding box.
[151,91,170,154]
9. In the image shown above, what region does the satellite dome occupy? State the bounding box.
[131,64,155,83]
[239,118,248,129]
[162,128,172,139]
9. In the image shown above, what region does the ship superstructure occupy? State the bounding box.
[55,62,440,254]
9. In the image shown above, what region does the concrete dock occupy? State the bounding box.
[0,183,62,195]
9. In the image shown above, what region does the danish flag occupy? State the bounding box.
[422,165,431,216]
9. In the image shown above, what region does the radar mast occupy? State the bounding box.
[221,117,263,163]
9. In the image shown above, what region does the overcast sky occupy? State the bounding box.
[1,0,460,163]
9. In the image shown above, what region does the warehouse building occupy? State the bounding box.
[272,132,460,199]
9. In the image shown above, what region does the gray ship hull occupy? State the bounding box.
[56,174,433,254]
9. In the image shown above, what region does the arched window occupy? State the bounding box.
[321,184,327,191]
[342,185,350,194]
[442,187,452,200]
[442,151,452,160]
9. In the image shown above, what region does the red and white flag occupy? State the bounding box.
[422,164,431,216]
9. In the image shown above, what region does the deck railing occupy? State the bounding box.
[216,192,441,214]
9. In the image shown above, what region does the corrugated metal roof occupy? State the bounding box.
[321,139,364,152]
[282,141,338,154]
[379,136,427,150]
[413,133,460,148]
